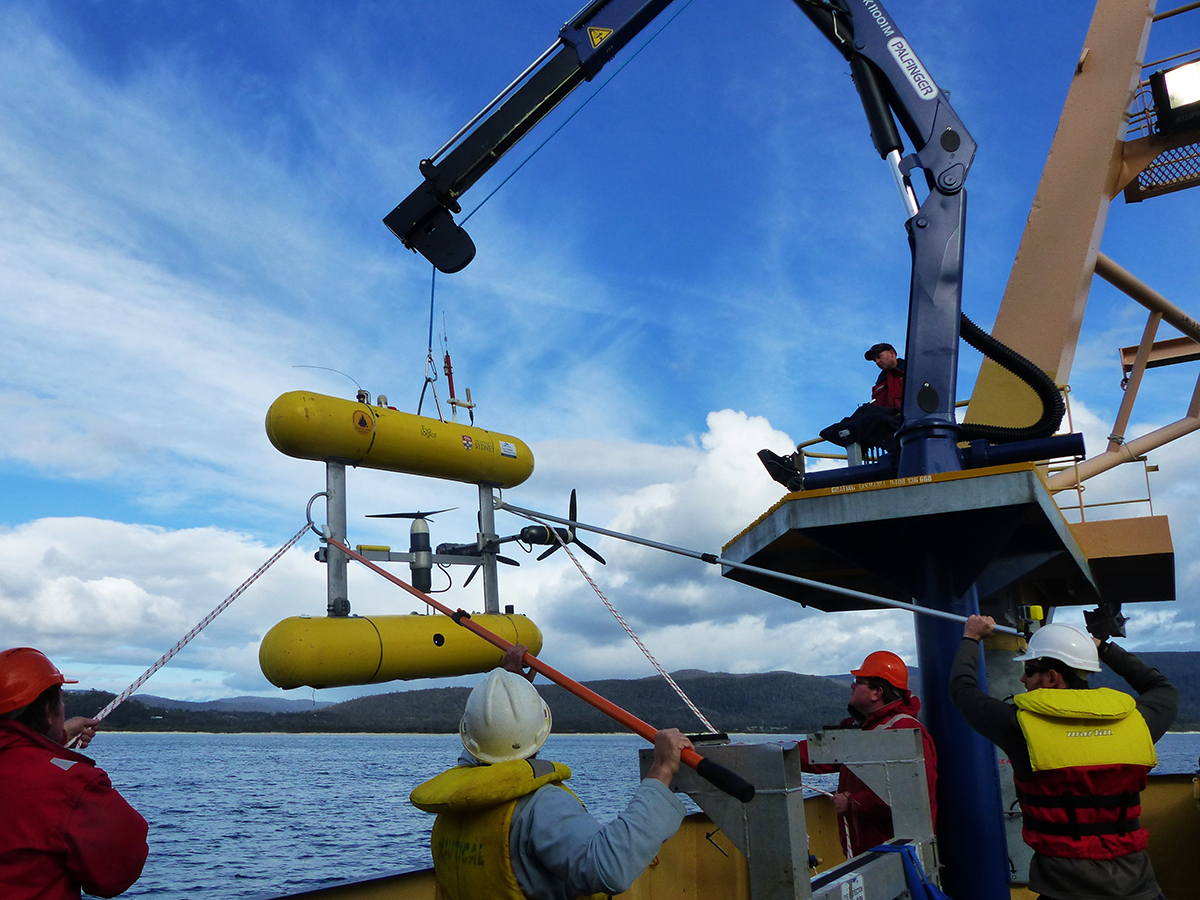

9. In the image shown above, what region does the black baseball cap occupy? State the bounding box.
[864,342,896,360]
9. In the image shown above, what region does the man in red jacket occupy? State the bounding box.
[0,647,148,900]
[798,650,938,858]
[866,342,906,410]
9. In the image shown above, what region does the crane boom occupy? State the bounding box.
[382,0,676,274]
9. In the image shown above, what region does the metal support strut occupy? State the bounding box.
[325,461,350,617]
[478,483,500,614]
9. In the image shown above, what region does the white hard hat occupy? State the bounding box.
[1014,622,1100,673]
[460,669,552,764]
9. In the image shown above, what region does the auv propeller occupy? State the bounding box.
[520,489,606,565]
[366,508,457,520]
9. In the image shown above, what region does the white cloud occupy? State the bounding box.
[0,411,921,702]
[487,409,919,678]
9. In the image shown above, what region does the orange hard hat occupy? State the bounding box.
[0,648,77,716]
[851,650,909,691]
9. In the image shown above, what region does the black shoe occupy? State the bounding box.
[758,449,799,488]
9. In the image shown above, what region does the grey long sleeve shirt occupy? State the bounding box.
[509,777,686,900]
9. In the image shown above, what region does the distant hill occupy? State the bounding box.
[326,671,850,735]
[65,670,850,735]
[1092,651,1200,729]
[61,650,1200,734]
[134,694,335,713]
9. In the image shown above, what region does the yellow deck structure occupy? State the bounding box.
[266,780,1200,900]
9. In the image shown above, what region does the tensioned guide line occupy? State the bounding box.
[497,500,1020,637]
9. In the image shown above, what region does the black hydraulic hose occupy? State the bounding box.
[957,312,1065,444]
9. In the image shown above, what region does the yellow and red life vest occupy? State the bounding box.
[1013,688,1157,860]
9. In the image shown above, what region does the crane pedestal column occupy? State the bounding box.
[915,582,1010,900]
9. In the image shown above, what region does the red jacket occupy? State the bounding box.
[0,721,148,899]
[798,694,938,857]
[871,362,905,410]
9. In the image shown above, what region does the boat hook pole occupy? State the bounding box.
[324,537,756,803]
[497,500,1021,637]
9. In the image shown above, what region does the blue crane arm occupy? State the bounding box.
[798,0,978,470]
[796,0,976,192]
[385,0,985,475]
[384,0,978,458]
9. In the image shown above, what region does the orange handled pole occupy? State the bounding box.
[327,538,754,802]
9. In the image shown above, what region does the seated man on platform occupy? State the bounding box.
[865,342,905,411]
[758,341,906,490]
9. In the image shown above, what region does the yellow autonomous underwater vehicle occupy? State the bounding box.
[259,389,550,686]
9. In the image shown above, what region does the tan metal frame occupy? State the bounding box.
[965,0,1156,428]
[1046,253,1200,491]
[964,0,1200,501]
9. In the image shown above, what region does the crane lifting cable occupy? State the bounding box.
[413,0,700,408]
[416,266,444,420]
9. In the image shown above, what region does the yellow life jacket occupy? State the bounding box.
[1013,688,1156,772]
[1012,688,1157,859]
[411,758,607,900]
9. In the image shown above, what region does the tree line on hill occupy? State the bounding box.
[62,650,1200,735]
[64,671,852,735]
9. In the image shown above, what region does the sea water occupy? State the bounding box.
[83,731,1200,900]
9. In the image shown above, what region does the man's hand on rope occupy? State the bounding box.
[64,717,100,750]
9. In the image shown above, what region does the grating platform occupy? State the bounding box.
[721,463,1102,612]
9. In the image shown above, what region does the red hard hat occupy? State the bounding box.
[851,650,909,691]
[0,648,77,716]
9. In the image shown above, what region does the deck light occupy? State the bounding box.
[1150,57,1200,133]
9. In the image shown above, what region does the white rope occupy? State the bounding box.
[74,523,310,739]
[518,510,718,734]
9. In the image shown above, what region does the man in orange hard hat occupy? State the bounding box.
[798,650,938,858]
[0,647,148,900]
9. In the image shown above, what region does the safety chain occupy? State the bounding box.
[73,522,311,741]
[516,509,718,734]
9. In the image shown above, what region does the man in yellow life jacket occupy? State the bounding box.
[951,617,1178,900]
[410,665,692,900]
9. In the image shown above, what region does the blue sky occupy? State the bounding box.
[1,0,1198,703]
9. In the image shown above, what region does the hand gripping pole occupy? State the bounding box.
[326,538,755,803]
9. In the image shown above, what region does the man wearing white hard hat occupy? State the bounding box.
[410,652,693,900]
[951,618,1177,900]
[0,647,149,900]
